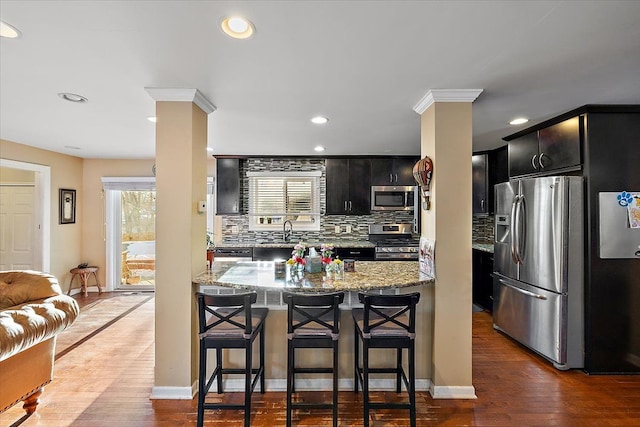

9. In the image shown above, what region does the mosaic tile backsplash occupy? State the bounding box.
[219,158,416,244]
[472,215,495,244]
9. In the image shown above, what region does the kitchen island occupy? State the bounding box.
[193,260,434,391]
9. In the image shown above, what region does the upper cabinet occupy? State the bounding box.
[216,158,241,214]
[326,158,371,215]
[472,154,488,215]
[508,117,581,177]
[370,157,418,186]
[472,146,508,216]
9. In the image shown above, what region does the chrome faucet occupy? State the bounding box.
[283,220,293,242]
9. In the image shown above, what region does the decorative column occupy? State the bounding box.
[413,89,482,399]
[145,88,215,399]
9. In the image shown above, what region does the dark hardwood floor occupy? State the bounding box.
[2,292,640,426]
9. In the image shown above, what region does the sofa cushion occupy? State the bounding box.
[0,294,79,362]
[0,271,62,310]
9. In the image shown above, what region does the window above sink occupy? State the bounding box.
[247,171,321,231]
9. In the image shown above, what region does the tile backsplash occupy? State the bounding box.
[218,157,415,244]
[472,215,494,244]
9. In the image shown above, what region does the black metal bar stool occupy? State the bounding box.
[195,291,268,427]
[283,291,345,427]
[352,292,421,427]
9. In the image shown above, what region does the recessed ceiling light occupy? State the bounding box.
[509,117,529,125]
[314,146,325,152]
[311,116,329,125]
[221,16,255,39]
[206,147,214,152]
[58,92,88,103]
[0,21,21,38]
[147,116,157,123]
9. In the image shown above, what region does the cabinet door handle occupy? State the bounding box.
[349,201,352,211]
[344,201,348,211]
[395,174,398,183]
[481,199,485,210]
[389,174,393,183]
[538,152,545,169]
[531,154,538,170]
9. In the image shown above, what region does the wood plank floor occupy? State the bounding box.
[2,292,640,426]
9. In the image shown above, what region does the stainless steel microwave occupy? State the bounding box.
[370,186,417,211]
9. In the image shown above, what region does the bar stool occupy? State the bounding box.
[283,291,345,427]
[352,292,421,427]
[195,292,268,427]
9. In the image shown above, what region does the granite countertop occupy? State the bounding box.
[215,241,375,249]
[193,260,434,292]
[472,243,494,253]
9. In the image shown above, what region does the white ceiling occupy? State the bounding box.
[1,1,639,159]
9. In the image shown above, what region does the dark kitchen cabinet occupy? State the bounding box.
[472,249,494,312]
[336,247,375,261]
[216,158,241,214]
[252,247,293,261]
[472,146,507,216]
[326,158,371,215]
[472,154,488,215]
[371,157,418,186]
[508,117,581,177]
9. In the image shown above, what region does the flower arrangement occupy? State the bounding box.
[287,242,307,269]
[320,243,334,265]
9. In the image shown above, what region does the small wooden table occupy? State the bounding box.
[68,267,102,297]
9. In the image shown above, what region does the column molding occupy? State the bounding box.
[413,89,483,115]
[145,87,217,114]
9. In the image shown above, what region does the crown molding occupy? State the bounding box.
[144,88,216,114]
[413,89,483,115]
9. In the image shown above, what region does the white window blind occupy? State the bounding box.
[247,171,321,231]
[101,177,156,191]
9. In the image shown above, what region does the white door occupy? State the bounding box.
[0,186,35,270]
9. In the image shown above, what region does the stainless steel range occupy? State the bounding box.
[368,223,419,261]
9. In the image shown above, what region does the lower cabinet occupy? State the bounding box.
[472,249,494,312]
[336,247,375,261]
[252,247,293,261]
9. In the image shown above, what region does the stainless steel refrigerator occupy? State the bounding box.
[493,176,584,369]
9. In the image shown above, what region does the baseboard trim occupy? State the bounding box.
[212,378,432,392]
[429,384,477,399]
[150,384,196,400]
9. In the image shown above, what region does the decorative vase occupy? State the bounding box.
[289,263,304,280]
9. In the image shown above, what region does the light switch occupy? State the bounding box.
[197,200,207,213]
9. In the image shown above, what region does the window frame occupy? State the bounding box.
[247,171,321,231]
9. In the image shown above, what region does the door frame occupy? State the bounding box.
[0,159,50,272]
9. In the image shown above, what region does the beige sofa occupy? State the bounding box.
[0,270,79,415]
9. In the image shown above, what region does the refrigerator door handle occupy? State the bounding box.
[517,195,526,263]
[499,279,548,300]
[510,196,520,264]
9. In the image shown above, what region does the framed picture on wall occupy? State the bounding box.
[59,188,76,224]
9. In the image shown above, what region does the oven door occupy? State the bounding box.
[371,186,416,211]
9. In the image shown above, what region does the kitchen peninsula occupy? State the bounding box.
[193,260,432,293]
[192,260,435,391]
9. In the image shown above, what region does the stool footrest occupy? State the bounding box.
[294,367,334,374]
[203,403,247,410]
